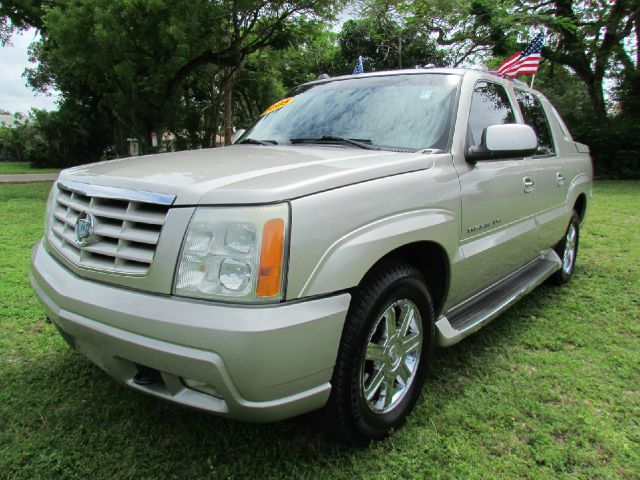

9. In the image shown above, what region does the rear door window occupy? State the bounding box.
[514,90,555,155]
[467,81,515,146]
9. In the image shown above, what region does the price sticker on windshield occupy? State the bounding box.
[262,97,294,116]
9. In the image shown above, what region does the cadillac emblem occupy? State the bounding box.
[74,211,95,247]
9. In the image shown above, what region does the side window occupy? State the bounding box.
[467,81,515,146]
[514,90,555,155]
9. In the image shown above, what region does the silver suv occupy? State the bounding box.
[30,68,592,444]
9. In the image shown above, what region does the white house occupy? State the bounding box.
[0,113,26,128]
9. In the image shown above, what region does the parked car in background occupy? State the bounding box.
[31,68,592,444]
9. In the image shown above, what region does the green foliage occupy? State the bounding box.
[614,68,640,119]
[2,0,639,177]
[165,20,340,149]
[28,0,224,147]
[23,0,339,152]
[534,63,640,179]
[336,17,444,72]
[534,63,592,128]
[410,0,640,120]
[0,102,107,168]
[1,181,639,478]
[572,119,640,179]
[0,0,55,43]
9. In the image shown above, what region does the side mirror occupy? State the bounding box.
[231,128,246,144]
[466,124,537,161]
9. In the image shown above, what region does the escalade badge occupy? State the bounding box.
[74,211,95,247]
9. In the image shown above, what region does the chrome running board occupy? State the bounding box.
[435,249,562,347]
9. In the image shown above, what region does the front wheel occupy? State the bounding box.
[323,262,435,444]
[550,212,580,285]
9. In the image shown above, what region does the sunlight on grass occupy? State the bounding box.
[0,181,638,479]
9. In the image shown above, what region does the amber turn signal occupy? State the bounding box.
[256,218,285,297]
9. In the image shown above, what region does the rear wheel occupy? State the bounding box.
[324,262,435,444]
[550,212,580,285]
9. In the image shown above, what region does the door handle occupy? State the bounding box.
[556,172,566,186]
[523,176,535,193]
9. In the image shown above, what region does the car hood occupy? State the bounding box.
[60,145,438,205]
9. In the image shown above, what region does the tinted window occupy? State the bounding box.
[515,90,555,155]
[467,82,515,146]
[240,74,460,151]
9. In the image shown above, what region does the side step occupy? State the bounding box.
[435,250,561,347]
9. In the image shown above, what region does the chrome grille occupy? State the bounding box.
[48,183,172,274]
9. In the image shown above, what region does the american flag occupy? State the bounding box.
[498,33,544,77]
[353,56,364,74]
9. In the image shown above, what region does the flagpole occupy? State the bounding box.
[530,74,536,89]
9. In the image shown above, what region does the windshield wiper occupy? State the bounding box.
[290,136,381,150]
[237,138,278,145]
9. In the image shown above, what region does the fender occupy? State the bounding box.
[286,157,461,300]
[299,208,456,297]
[565,171,591,218]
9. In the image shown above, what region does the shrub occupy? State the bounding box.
[571,118,640,179]
[0,103,111,168]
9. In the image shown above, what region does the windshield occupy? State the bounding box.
[239,74,460,151]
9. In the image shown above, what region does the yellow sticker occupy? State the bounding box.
[261,97,294,116]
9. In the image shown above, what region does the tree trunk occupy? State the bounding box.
[224,79,234,145]
[217,66,238,146]
[588,77,608,119]
[210,89,223,147]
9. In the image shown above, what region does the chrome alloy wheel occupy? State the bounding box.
[360,299,423,414]
[562,223,577,275]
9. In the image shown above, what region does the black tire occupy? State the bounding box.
[550,212,580,285]
[323,262,435,445]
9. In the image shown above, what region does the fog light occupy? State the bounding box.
[182,378,221,398]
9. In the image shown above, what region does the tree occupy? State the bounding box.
[409,0,507,66]
[532,62,592,129]
[333,1,446,73]
[165,21,340,150]
[5,0,340,154]
[336,17,444,71]
[536,0,640,119]
[0,0,54,44]
[408,0,640,119]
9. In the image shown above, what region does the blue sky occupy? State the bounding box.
[0,28,59,113]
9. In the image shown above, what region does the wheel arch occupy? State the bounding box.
[358,241,450,318]
[573,193,587,223]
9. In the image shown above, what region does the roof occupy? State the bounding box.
[300,67,540,95]
[0,114,26,128]
[300,68,467,88]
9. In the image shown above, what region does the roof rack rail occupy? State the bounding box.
[512,78,530,87]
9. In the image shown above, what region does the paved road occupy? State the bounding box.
[0,173,58,183]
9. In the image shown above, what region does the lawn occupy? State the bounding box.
[0,181,638,479]
[0,162,61,174]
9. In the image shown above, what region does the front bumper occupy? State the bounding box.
[30,239,350,422]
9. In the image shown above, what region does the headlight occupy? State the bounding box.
[174,204,289,303]
[44,183,58,235]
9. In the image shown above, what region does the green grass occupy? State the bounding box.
[1,182,638,479]
[0,162,61,174]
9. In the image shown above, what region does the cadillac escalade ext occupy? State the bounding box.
[30,68,592,444]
